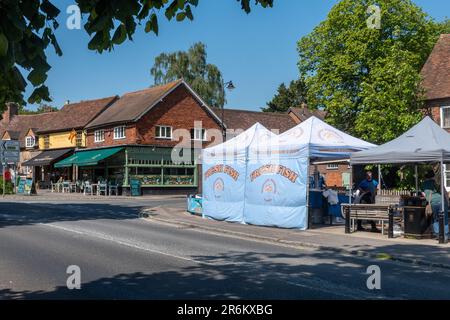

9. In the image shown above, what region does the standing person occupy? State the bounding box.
[421,170,449,239]
[356,170,379,232]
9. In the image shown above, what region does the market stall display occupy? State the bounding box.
[350,116,450,243]
[202,116,374,230]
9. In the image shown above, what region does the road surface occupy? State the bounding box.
[0,198,449,299]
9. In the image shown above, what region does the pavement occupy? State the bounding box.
[143,205,450,270]
[1,192,450,299]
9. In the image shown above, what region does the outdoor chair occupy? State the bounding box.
[108,183,118,196]
[50,182,59,193]
[62,181,70,193]
[69,182,78,193]
[83,181,94,196]
[97,182,107,196]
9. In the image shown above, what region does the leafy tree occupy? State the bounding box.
[151,42,225,108]
[263,78,308,113]
[297,0,444,144]
[438,18,450,33]
[20,103,58,115]
[0,0,273,111]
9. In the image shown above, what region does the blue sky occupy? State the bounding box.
[24,0,450,112]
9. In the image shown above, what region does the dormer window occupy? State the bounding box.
[25,136,35,148]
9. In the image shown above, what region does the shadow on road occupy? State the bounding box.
[1,250,450,300]
[0,202,142,228]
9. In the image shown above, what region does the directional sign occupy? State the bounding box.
[1,140,20,152]
[0,140,20,164]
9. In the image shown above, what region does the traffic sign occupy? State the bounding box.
[0,140,20,164]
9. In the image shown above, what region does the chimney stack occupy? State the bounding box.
[2,102,19,124]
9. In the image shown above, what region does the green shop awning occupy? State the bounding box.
[54,147,123,168]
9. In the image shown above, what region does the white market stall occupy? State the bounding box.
[202,116,375,230]
[202,123,277,223]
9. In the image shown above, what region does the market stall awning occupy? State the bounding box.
[54,147,123,168]
[22,148,74,167]
[350,117,450,164]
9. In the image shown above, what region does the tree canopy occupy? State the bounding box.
[0,0,273,110]
[263,79,308,113]
[298,0,444,144]
[151,42,225,108]
[20,103,58,115]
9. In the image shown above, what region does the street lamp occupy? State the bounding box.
[221,81,235,140]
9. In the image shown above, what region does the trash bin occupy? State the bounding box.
[403,206,432,239]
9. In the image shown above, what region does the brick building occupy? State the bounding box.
[55,80,225,194]
[0,103,57,176]
[421,34,450,189]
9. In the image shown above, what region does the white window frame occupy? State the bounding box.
[191,128,207,141]
[94,129,105,143]
[155,125,172,139]
[440,106,450,129]
[113,126,126,140]
[25,136,35,148]
[326,164,339,170]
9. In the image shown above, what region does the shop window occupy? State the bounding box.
[114,126,126,140]
[137,167,161,175]
[94,130,105,143]
[156,126,172,139]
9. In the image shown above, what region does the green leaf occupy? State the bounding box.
[88,31,103,51]
[28,85,51,104]
[27,69,48,86]
[0,33,8,57]
[185,5,193,20]
[112,24,127,44]
[176,12,186,22]
[41,0,61,20]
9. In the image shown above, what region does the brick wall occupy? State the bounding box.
[86,85,222,149]
[135,85,221,148]
[309,164,350,187]
[86,124,137,148]
[425,97,450,132]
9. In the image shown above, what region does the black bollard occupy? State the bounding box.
[345,206,351,234]
[388,207,394,239]
[438,212,446,244]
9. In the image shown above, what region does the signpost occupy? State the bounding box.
[1,140,20,197]
[130,178,142,196]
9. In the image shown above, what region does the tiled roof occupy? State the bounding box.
[213,108,297,134]
[288,106,326,122]
[86,80,184,129]
[38,96,118,133]
[421,34,450,101]
[0,112,57,148]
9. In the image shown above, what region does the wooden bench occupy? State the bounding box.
[342,204,398,238]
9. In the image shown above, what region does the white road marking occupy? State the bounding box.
[39,222,216,266]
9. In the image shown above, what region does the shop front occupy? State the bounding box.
[22,148,74,188]
[53,145,198,195]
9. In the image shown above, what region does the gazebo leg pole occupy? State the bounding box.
[439,159,447,244]
[415,165,418,195]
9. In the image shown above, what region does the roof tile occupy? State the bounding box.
[421,34,450,101]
